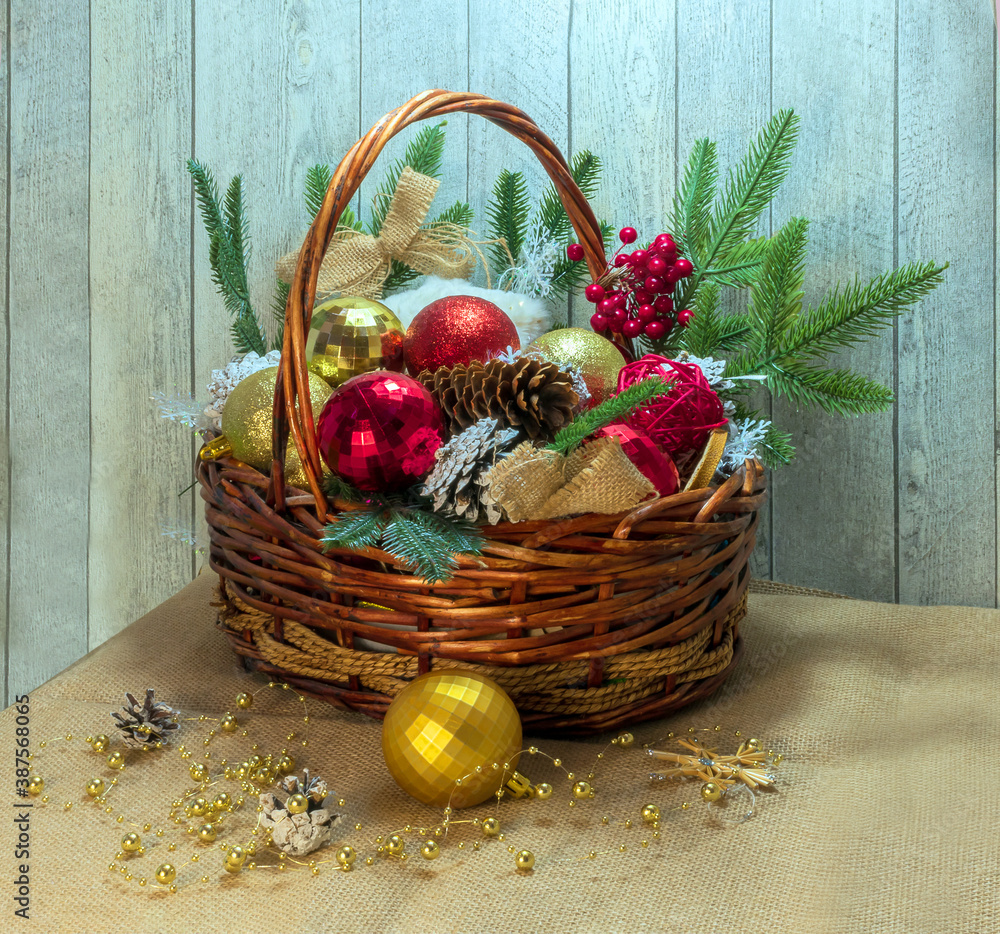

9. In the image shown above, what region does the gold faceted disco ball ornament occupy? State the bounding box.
[221,366,333,489]
[381,670,522,809]
[524,327,625,405]
[306,295,405,387]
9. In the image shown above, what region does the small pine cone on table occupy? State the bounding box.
[110,688,180,750]
[419,357,579,440]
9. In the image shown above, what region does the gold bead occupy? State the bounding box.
[641,840,649,848]
[107,751,125,770]
[336,845,357,868]
[386,834,405,856]
[618,732,634,747]
[154,864,177,886]
[601,816,610,825]
[276,755,295,775]
[472,842,480,851]
[528,746,538,755]
[572,781,592,800]
[26,776,43,796]
[641,804,660,824]
[497,833,506,842]
[225,846,245,866]
[774,754,784,764]
[619,844,627,853]
[168,843,176,852]
[746,738,760,751]
[515,849,535,871]
[220,714,238,733]
[420,841,440,861]
[191,854,199,863]
[190,797,209,817]
[734,730,742,738]
[652,830,661,839]
[138,879,146,887]
[213,792,231,811]
[198,824,217,843]
[536,782,553,800]
[700,782,723,803]
[482,817,500,837]
[364,857,374,867]
[681,802,690,810]
[587,851,596,860]
[40,796,48,804]
[552,758,562,767]
[236,692,253,709]
[286,794,309,815]
[189,763,208,782]
[121,832,142,853]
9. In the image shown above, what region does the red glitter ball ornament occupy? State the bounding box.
[316,371,445,491]
[403,295,520,375]
[595,424,679,498]
[617,355,727,457]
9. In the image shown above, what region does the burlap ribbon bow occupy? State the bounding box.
[275,167,476,300]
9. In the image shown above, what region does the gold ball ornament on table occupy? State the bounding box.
[381,670,522,808]
[219,366,333,490]
[306,295,405,386]
[523,327,625,405]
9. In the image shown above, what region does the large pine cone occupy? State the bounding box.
[419,357,578,439]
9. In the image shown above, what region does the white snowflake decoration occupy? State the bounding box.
[203,350,281,431]
[151,391,206,430]
[719,418,771,475]
[498,222,561,298]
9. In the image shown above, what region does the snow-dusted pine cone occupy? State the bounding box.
[419,357,579,440]
[421,417,521,523]
[260,770,339,856]
[110,689,180,750]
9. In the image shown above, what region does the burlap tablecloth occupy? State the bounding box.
[2,572,995,933]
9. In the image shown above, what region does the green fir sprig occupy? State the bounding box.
[188,160,271,355]
[547,377,671,455]
[319,476,485,584]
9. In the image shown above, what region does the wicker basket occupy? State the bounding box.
[199,90,766,736]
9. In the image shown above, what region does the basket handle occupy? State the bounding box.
[271,90,607,515]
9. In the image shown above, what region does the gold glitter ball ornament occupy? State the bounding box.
[220,366,333,489]
[381,670,522,809]
[306,295,405,387]
[524,327,625,406]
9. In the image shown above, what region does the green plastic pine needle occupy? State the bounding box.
[547,377,671,455]
[486,169,531,273]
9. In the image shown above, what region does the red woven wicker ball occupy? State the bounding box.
[316,371,445,491]
[595,424,680,497]
[403,295,520,375]
[618,355,727,457]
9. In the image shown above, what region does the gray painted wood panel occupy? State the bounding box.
[1,10,10,703]
[3,0,999,702]
[771,0,898,602]
[897,0,995,605]
[675,0,773,584]
[7,1,91,698]
[88,0,194,649]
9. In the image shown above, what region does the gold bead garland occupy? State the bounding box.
[22,683,784,888]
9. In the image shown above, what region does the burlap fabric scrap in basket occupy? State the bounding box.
[1,572,995,934]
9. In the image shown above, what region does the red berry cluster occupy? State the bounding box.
[567,227,694,340]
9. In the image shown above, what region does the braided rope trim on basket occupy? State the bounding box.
[218,582,744,716]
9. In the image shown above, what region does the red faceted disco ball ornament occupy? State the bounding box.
[595,424,680,498]
[618,354,727,458]
[403,295,520,375]
[316,371,445,491]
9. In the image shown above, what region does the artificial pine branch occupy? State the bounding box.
[704,236,770,289]
[270,279,290,351]
[675,110,799,310]
[777,261,946,361]
[304,164,332,220]
[547,377,671,455]
[670,138,718,266]
[765,362,895,416]
[760,423,796,467]
[537,150,604,243]
[320,510,389,552]
[747,217,808,358]
[430,200,475,228]
[188,159,268,355]
[486,169,531,273]
[683,282,722,357]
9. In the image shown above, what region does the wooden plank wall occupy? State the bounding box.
[1,0,996,703]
